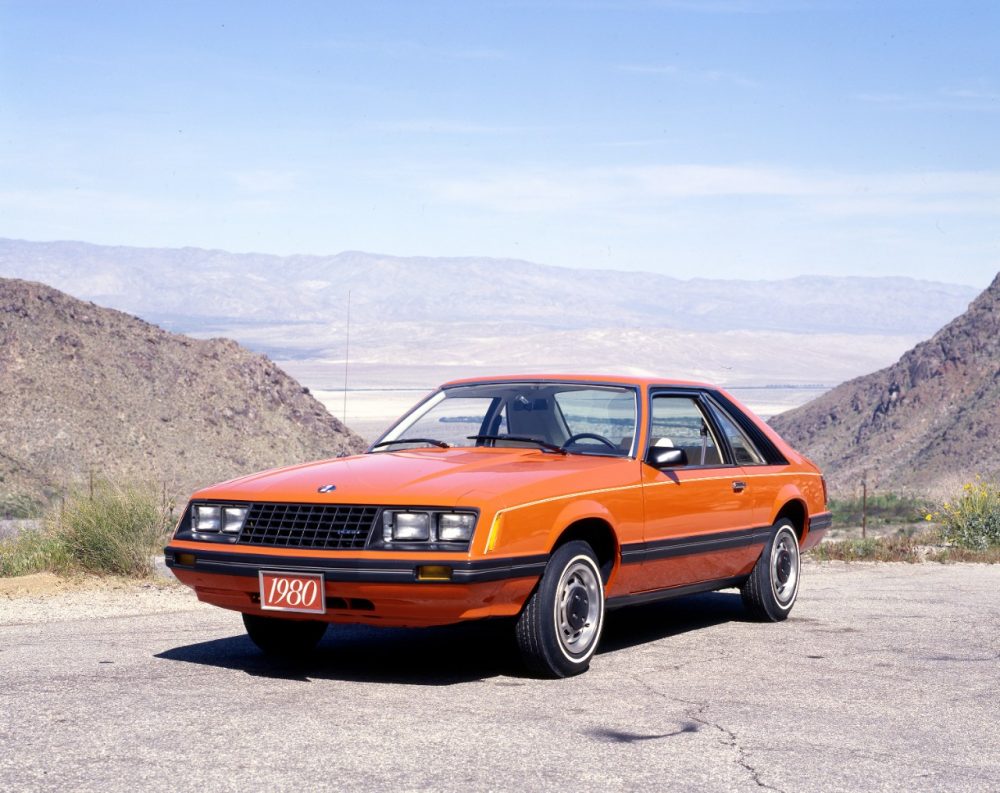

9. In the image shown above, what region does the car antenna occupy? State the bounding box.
[342,289,351,425]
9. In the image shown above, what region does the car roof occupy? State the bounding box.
[440,373,717,389]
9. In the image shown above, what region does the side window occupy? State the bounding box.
[649,396,722,466]
[710,403,766,465]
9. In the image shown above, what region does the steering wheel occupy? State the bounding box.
[562,432,618,450]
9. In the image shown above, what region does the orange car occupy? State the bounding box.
[166,375,830,677]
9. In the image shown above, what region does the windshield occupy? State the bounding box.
[372,382,638,457]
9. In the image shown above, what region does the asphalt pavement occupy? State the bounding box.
[1,562,998,792]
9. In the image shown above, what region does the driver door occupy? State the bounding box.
[638,391,756,591]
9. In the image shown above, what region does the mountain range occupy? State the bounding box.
[0,237,976,338]
[0,238,982,417]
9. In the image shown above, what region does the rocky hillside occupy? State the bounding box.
[0,279,366,501]
[770,273,1000,494]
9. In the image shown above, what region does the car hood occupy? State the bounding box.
[192,448,637,510]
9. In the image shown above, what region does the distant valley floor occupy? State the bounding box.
[279,360,833,441]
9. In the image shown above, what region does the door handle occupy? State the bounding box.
[732,480,747,493]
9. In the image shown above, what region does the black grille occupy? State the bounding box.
[237,503,379,550]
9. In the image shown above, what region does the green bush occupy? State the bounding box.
[0,528,70,577]
[0,479,173,578]
[809,534,922,563]
[929,477,1000,551]
[50,480,173,576]
[828,492,926,527]
[0,492,44,519]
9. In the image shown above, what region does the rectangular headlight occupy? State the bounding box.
[437,513,476,542]
[193,505,221,532]
[222,506,248,534]
[383,511,431,542]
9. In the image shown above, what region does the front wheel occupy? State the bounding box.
[741,518,801,621]
[242,612,328,658]
[515,540,605,678]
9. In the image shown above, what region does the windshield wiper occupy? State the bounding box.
[467,434,567,455]
[371,438,450,449]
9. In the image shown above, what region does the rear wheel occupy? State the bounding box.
[242,613,328,658]
[741,518,801,621]
[515,540,605,678]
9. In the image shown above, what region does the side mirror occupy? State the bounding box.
[645,446,688,468]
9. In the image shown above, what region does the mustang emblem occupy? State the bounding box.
[317,484,337,493]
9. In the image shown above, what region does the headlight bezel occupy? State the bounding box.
[178,501,251,544]
[379,509,479,548]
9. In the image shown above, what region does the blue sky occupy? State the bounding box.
[1,0,997,286]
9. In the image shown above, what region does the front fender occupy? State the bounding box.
[544,498,617,550]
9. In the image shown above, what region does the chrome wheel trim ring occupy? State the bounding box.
[770,528,800,608]
[553,556,604,661]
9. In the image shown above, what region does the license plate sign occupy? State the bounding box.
[259,571,326,614]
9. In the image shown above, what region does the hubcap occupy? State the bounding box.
[770,529,800,607]
[555,559,602,657]
[566,586,590,631]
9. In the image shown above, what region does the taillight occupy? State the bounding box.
[820,476,828,507]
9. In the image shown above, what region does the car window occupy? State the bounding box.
[649,395,722,466]
[378,382,638,455]
[709,403,766,465]
[553,388,637,454]
[394,396,498,446]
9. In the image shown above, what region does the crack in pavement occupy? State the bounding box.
[682,700,787,793]
[629,674,786,793]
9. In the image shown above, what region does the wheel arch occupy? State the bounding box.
[550,517,619,585]
[773,498,808,541]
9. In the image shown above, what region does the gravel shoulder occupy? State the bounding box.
[0,572,194,624]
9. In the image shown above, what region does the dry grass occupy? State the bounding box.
[809,528,1000,564]
[0,479,173,578]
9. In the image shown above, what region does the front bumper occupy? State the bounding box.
[164,544,546,627]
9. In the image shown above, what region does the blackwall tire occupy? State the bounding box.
[515,540,605,678]
[741,518,801,622]
[242,613,328,658]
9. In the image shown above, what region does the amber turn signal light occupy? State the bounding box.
[416,565,452,582]
[176,552,196,566]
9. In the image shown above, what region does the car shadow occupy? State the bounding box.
[155,619,524,685]
[155,591,748,685]
[598,591,748,654]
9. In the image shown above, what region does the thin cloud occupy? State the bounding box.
[617,63,759,87]
[369,119,538,135]
[855,87,1000,112]
[318,39,509,62]
[428,164,1000,217]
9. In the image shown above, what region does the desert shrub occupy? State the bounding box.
[926,545,1000,564]
[809,534,922,563]
[828,492,926,527]
[0,492,44,519]
[928,477,1000,550]
[46,479,173,576]
[2,480,172,578]
[0,528,70,576]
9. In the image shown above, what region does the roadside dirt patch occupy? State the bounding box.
[0,572,82,597]
[0,573,197,625]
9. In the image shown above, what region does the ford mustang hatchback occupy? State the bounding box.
[166,375,831,677]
